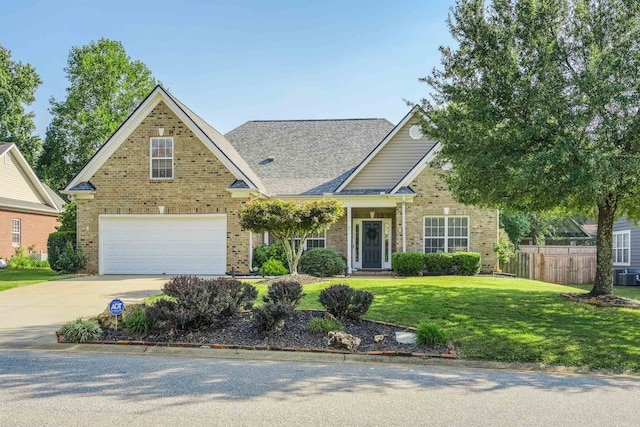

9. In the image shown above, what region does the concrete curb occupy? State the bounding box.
[1,335,637,378]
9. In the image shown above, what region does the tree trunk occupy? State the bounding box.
[591,201,616,296]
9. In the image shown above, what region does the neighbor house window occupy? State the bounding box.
[613,230,630,265]
[11,219,20,247]
[293,231,326,252]
[424,216,469,253]
[150,137,173,179]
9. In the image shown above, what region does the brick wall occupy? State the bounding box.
[0,209,59,259]
[395,165,499,272]
[76,101,251,274]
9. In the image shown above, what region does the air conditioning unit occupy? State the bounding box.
[618,271,639,286]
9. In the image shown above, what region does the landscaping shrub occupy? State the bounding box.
[415,322,449,347]
[55,241,88,274]
[299,248,346,277]
[123,305,155,335]
[265,280,305,308]
[253,242,287,270]
[318,284,374,320]
[259,258,289,276]
[7,247,50,269]
[252,302,292,332]
[47,231,76,272]
[252,280,305,333]
[424,252,455,275]
[452,252,482,275]
[153,275,258,330]
[306,317,342,334]
[60,318,102,343]
[391,252,424,276]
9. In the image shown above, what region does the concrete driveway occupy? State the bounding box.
[0,275,166,348]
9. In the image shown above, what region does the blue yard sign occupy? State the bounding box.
[109,298,125,316]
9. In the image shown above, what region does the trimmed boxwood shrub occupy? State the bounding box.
[299,248,346,277]
[424,252,455,275]
[452,252,482,275]
[252,279,304,332]
[391,252,424,276]
[264,279,305,308]
[47,231,76,272]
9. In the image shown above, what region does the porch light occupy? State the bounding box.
[158,205,165,214]
[369,211,375,219]
[443,207,449,215]
[158,127,164,136]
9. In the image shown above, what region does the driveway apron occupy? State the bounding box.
[0,276,165,348]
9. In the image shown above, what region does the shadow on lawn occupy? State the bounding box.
[1,349,639,406]
[355,285,640,371]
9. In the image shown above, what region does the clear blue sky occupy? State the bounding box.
[2,0,455,137]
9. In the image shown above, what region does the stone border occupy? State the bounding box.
[55,332,457,359]
[559,292,640,309]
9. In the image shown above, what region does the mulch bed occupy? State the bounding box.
[559,292,640,309]
[96,310,455,357]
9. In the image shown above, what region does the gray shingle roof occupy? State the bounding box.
[164,89,267,194]
[225,119,394,195]
[0,143,11,157]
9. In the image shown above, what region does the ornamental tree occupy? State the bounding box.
[421,0,640,296]
[239,199,344,274]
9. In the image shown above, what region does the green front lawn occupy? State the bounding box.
[0,268,72,291]
[291,276,640,371]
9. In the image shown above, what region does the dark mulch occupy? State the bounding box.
[101,310,452,354]
[559,292,640,309]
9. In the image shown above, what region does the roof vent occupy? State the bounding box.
[259,157,275,165]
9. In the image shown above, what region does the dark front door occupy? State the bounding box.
[362,221,382,268]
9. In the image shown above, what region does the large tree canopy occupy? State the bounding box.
[421,0,640,296]
[239,199,344,274]
[0,44,42,164]
[37,38,159,192]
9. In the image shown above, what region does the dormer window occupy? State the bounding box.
[150,137,173,179]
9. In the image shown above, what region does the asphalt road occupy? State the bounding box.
[1,349,639,426]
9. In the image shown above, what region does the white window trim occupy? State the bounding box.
[613,230,631,266]
[11,218,20,248]
[150,137,174,180]
[292,231,327,252]
[423,215,470,253]
[4,152,10,164]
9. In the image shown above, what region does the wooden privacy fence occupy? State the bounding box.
[500,245,597,285]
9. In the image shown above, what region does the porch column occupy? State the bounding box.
[402,198,407,252]
[346,205,352,274]
[263,231,269,245]
[248,231,253,271]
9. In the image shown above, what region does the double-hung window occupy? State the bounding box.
[11,219,20,247]
[150,137,173,179]
[424,216,469,253]
[292,232,326,252]
[613,230,630,265]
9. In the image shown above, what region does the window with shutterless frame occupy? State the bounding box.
[423,216,469,253]
[150,137,173,179]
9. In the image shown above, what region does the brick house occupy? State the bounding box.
[63,86,498,275]
[0,143,64,260]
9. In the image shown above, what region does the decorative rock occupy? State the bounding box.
[327,331,361,351]
[97,303,142,329]
[395,331,417,344]
[374,334,385,343]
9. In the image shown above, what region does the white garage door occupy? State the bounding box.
[100,215,227,275]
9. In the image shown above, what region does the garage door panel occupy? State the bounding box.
[100,215,227,275]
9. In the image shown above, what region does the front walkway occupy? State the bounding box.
[0,275,166,348]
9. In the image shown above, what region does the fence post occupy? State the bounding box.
[539,252,545,282]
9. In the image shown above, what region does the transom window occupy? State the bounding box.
[424,216,469,253]
[613,230,630,265]
[150,137,173,179]
[11,219,20,247]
